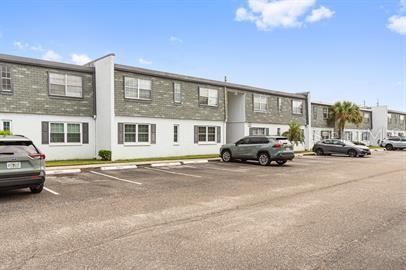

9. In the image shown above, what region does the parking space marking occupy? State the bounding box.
[44,186,60,195]
[199,165,248,173]
[145,167,202,178]
[90,171,143,185]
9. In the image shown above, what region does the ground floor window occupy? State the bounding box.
[398,132,405,137]
[362,132,370,141]
[198,126,216,143]
[50,122,82,144]
[173,124,179,144]
[250,127,267,136]
[1,120,11,132]
[321,130,331,140]
[344,131,353,141]
[124,124,150,144]
[277,128,281,136]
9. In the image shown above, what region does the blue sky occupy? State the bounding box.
[0,0,405,111]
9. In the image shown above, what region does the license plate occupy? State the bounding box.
[6,162,21,169]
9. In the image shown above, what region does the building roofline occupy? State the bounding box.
[85,53,115,66]
[311,101,372,111]
[388,109,406,115]
[114,64,308,99]
[0,53,94,73]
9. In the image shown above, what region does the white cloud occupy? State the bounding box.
[235,0,333,30]
[13,41,44,52]
[13,41,27,50]
[71,53,91,65]
[169,36,183,43]
[42,50,62,61]
[387,15,406,35]
[306,6,335,23]
[138,58,152,65]
[401,0,406,11]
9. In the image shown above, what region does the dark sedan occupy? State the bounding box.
[313,139,371,157]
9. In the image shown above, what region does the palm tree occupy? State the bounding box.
[282,120,304,146]
[329,101,363,139]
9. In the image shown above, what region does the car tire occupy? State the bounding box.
[385,144,394,151]
[276,160,287,166]
[221,150,232,162]
[258,152,270,166]
[315,148,324,156]
[348,149,357,158]
[30,184,44,194]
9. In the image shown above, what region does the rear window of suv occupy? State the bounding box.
[0,141,39,156]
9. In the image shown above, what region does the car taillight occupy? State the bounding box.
[29,153,46,160]
[273,143,282,148]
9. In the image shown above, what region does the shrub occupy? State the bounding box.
[0,130,12,136]
[98,150,112,161]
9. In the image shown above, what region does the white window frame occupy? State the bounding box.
[49,122,82,145]
[361,132,369,141]
[173,124,179,145]
[400,115,405,121]
[251,127,267,136]
[173,83,182,104]
[123,123,151,145]
[124,77,152,100]
[199,87,218,107]
[1,66,12,92]
[277,97,283,113]
[322,107,329,120]
[292,100,304,115]
[1,120,12,132]
[49,73,83,98]
[253,94,268,112]
[197,126,217,144]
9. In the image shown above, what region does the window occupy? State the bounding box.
[277,128,281,136]
[50,122,82,144]
[323,107,329,120]
[124,124,150,144]
[173,83,182,104]
[362,132,370,141]
[388,114,392,124]
[251,127,267,136]
[1,66,12,92]
[2,120,11,131]
[292,100,303,115]
[344,131,353,141]
[363,112,370,123]
[253,94,268,112]
[124,77,152,100]
[312,106,318,120]
[400,115,405,122]
[199,87,218,106]
[250,137,269,144]
[321,130,331,140]
[49,73,83,98]
[398,132,405,137]
[173,125,179,144]
[197,126,216,143]
[277,97,282,113]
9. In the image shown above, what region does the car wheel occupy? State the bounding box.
[276,160,287,166]
[385,144,393,151]
[221,150,232,162]
[348,149,357,158]
[30,184,44,194]
[315,148,324,156]
[258,152,270,166]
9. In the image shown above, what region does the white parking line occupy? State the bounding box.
[44,187,60,195]
[200,165,248,173]
[90,171,143,185]
[145,167,202,178]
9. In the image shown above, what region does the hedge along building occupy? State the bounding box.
[310,102,373,145]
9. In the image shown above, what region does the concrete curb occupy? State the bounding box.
[47,169,81,175]
[101,165,138,171]
[181,160,209,165]
[150,162,182,167]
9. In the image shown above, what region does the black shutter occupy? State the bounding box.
[265,128,269,136]
[216,126,221,143]
[82,123,89,144]
[41,122,49,144]
[118,123,124,144]
[151,124,156,144]
[249,128,254,136]
[194,126,199,144]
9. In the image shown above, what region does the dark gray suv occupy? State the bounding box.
[313,139,371,157]
[0,135,46,193]
[220,136,295,166]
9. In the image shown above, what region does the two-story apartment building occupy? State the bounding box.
[371,106,406,144]
[311,102,373,144]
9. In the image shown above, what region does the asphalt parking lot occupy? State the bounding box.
[0,151,405,269]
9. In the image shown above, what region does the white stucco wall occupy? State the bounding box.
[112,117,225,160]
[371,106,388,145]
[0,113,96,160]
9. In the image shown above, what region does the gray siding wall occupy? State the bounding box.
[114,70,225,121]
[388,113,406,131]
[311,104,372,130]
[0,62,94,116]
[244,91,307,125]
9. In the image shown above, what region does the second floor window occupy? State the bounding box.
[1,66,12,92]
[388,114,392,123]
[277,97,282,112]
[199,87,218,106]
[173,83,181,103]
[323,107,329,120]
[292,100,304,115]
[124,77,152,100]
[312,106,318,120]
[253,94,268,112]
[49,73,83,98]
[363,112,370,123]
